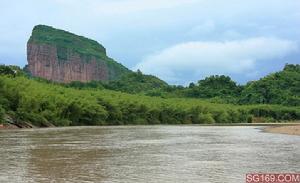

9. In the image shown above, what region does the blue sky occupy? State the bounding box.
[0,0,299,85]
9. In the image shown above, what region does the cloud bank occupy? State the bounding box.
[134,37,298,84]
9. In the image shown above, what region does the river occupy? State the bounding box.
[0,126,299,183]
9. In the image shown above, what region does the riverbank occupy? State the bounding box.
[0,123,25,129]
[264,123,300,136]
[1,121,300,130]
[0,115,37,130]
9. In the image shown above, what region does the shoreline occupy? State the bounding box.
[1,122,300,129]
[1,123,300,136]
[264,124,300,136]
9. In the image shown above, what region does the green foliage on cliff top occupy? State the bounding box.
[28,25,131,80]
[28,25,107,59]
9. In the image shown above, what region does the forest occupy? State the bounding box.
[66,64,300,106]
[0,64,299,127]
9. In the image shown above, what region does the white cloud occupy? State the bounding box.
[187,20,216,36]
[52,0,198,16]
[134,37,298,84]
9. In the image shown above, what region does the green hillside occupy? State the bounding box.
[67,70,169,94]
[1,65,299,126]
[102,64,299,106]
[63,64,300,106]
[240,64,300,106]
[105,70,169,93]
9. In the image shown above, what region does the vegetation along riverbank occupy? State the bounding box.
[0,64,299,128]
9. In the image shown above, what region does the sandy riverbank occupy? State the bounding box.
[1,122,300,136]
[0,123,20,129]
[264,124,300,136]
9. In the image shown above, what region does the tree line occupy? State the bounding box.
[0,64,299,126]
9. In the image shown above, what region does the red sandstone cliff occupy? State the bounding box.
[27,43,109,83]
[26,25,130,83]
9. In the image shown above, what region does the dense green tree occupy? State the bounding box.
[184,75,242,98]
[105,71,168,94]
[240,64,300,106]
[0,65,15,76]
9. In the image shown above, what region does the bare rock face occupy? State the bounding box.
[27,43,108,83]
[27,25,129,83]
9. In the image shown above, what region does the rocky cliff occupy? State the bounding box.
[27,25,130,83]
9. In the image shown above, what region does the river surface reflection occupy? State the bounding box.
[0,126,299,183]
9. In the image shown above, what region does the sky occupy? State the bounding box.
[0,0,299,85]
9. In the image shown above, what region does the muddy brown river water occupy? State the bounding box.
[0,126,299,183]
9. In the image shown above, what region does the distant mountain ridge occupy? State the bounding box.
[27,25,130,83]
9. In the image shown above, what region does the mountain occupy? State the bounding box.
[240,64,300,106]
[27,25,130,83]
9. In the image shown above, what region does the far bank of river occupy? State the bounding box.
[1,122,300,136]
[264,124,300,136]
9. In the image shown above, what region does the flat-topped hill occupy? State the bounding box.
[27,25,130,83]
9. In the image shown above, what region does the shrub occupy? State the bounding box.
[198,113,215,124]
[0,105,5,124]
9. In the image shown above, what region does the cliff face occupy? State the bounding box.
[27,25,129,83]
[27,43,108,83]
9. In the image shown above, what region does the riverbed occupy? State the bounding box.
[0,126,299,183]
